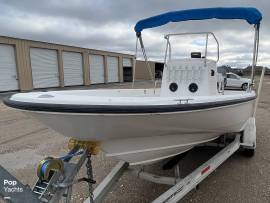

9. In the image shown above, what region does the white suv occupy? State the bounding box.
[225,72,251,90]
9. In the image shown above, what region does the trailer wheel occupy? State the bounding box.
[243,148,255,157]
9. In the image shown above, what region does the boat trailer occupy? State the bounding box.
[0,117,256,203]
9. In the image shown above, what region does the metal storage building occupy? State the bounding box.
[30,48,60,88]
[0,36,134,92]
[89,54,105,84]
[62,51,84,86]
[0,44,18,91]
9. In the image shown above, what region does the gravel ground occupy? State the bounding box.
[0,78,270,203]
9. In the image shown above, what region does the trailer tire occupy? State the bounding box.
[243,148,255,157]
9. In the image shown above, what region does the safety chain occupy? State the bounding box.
[86,153,94,203]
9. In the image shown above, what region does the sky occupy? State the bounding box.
[0,0,269,68]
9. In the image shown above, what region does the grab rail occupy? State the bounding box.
[164,32,220,64]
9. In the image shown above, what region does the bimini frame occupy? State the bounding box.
[251,24,260,86]
[133,7,262,91]
[163,32,220,66]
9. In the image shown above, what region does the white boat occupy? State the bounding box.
[4,7,261,165]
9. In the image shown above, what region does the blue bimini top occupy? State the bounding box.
[134,7,262,35]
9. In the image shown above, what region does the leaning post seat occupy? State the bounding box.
[160,58,218,97]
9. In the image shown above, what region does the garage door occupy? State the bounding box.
[63,51,83,86]
[107,56,119,83]
[89,54,105,84]
[30,48,59,88]
[123,58,132,67]
[0,44,18,91]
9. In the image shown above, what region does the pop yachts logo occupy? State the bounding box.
[3,179,23,193]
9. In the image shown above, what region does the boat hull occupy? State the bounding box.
[25,99,255,165]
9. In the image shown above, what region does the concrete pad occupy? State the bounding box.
[0,149,43,171]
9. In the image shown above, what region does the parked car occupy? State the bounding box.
[225,72,251,90]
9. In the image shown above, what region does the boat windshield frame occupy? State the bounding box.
[163,32,220,66]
